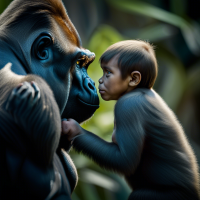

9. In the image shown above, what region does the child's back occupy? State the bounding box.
[116,88,199,199]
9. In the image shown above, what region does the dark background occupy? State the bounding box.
[1,0,200,199]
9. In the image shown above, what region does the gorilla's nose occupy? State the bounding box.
[88,82,94,90]
[84,77,96,93]
[81,77,99,106]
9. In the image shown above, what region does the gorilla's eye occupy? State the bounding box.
[76,58,86,68]
[76,60,84,68]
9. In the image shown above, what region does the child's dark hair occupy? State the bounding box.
[99,40,158,89]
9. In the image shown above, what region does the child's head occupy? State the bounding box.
[98,40,158,101]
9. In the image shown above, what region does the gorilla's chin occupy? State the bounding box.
[78,98,99,107]
[62,88,99,123]
[61,81,99,123]
[77,98,99,123]
[62,96,99,124]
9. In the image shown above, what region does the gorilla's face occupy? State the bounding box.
[29,18,99,120]
[0,0,99,122]
[62,49,100,123]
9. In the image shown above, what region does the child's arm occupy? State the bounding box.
[62,98,145,175]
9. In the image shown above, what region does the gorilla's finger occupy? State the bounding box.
[18,82,33,97]
[16,83,23,89]
[16,82,29,95]
[31,81,41,101]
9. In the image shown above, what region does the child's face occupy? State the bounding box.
[98,56,130,101]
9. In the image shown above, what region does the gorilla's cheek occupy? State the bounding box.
[62,64,99,123]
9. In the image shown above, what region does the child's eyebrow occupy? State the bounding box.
[101,66,111,71]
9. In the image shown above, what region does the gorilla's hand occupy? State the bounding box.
[5,81,40,124]
[4,78,60,165]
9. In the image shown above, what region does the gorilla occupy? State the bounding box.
[0,0,99,199]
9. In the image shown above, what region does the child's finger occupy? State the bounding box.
[67,118,75,123]
[62,120,69,127]
[62,127,70,135]
[62,118,68,122]
[62,120,70,134]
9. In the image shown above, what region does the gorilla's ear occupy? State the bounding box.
[33,33,53,60]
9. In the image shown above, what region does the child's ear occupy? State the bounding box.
[129,71,141,87]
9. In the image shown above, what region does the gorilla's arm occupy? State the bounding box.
[4,74,61,166]
[72,97,145,175]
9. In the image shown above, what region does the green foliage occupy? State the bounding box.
[74,1,200,200]
[0,0,12,14]
[106,0,200,56]
[81,25,124,139]
[106,0,190,28]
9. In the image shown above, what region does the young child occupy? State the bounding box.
[61,40,200,200]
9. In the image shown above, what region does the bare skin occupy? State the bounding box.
[61,119,82,141]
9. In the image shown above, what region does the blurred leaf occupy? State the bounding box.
[106,0,190,28]
[181,21,200,56]
[71,192,81,200]
[79,183,102,200]
[106,0,200,56]
[185,62,200,94]
[170,0,187,17]
[0,0,12,14]
[79,169,120,192]
[0,1,4,14]
[72,154,93,169]
[155,48,186,111]
[135,24,178,42]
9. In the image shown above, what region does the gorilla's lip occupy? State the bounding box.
[78,98,99,108]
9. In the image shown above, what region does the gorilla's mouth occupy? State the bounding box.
[78,98,99,108]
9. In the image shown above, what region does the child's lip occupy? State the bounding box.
[99,90,105,94]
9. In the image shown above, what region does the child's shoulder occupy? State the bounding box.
[118,88,155,103]
[115,88,160,111]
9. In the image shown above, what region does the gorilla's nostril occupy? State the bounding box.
[88,83,94,90]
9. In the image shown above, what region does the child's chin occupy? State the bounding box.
[101,95,109,101]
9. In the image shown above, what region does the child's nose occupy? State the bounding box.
[99,78,103,84]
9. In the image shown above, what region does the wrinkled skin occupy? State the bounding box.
[0,0,99,199]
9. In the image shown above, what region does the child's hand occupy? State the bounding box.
[61,119,82,141]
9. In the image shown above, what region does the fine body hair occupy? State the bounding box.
[73,88,200,200]
[0,64,61,166]
[99,40,157,89]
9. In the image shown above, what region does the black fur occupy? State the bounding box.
[73,88,200,200]
[0,0,98,199]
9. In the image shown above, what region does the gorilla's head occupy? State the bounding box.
[0,0,99,123]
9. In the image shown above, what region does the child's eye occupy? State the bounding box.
[106,70,111,75]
